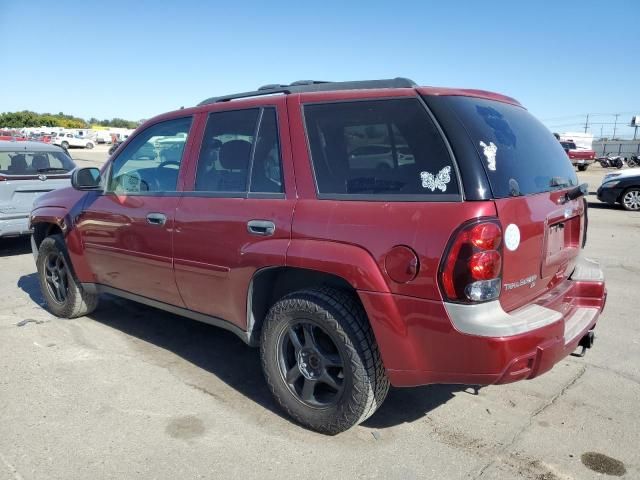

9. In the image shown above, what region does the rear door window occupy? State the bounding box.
[194,107,284,195]
[441,96,578,198]
[304,98,459,200]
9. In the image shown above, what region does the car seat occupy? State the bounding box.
[8,154,28,174]
[32,154,50,171]
[213,140,252,192]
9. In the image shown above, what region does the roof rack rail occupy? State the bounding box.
[198,77,416,106]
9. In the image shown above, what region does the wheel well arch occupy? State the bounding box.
[246,267,360,346]
[32,222,63,249]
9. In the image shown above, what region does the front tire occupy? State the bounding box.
[37,234,99,318]
[260,287,389,434]
[621,188,640,211]
[61,141,69,149]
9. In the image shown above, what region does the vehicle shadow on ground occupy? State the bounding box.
[363,384,477,429]
[17,272,468,430]
[587,201,619,210]
[0,236,31,256]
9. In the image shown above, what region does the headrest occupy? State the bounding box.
[219,140,252,170]
[32,154,50,170]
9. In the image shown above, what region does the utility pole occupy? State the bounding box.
[612,114,620,139]
[584,114,589,133]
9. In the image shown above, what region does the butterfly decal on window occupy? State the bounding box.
[420,166,451,192]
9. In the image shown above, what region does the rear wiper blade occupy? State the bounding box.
[559,183,588,204]
[549,176,571,188]
[37,167,69,173]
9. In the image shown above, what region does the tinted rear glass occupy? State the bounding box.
[304,98,458,199]
[442,97,578,198]
[0,150,75,175]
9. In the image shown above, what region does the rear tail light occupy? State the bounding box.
[439,218,503,303]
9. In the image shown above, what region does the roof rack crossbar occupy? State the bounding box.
[198,77,416,106]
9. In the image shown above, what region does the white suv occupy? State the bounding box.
[53,133,95,150]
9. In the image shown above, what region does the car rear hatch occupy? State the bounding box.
[423,94,585,312]
[0,149,74,220]
[0,175,71,218]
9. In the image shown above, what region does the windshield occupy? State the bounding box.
[442,96,578,198]
[0,150,76,175]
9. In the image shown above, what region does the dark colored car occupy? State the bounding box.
[30,78,606,434]
[597,168,640,211]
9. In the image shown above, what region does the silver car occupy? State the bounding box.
[0,141,76,237]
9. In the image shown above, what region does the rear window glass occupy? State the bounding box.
[443,97,578,198]
[0,150,75,175]
[304,98,458,199]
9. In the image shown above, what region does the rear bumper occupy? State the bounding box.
[359,257,606,387]
[0,216,30,237]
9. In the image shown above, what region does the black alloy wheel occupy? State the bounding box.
[43,251,70,304]
[277,320,346,408]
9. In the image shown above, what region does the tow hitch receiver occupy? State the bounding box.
[571,330,595,358]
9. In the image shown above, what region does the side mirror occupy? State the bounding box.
[72,167,102,190]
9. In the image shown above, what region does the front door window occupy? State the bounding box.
[108,117,192,194]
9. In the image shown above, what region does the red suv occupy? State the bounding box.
[30,78,606,434]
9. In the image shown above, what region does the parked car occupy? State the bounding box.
[560,141,596,171]
[0,130,28,142]
[597,167,640,211]
[52,133,95,150]
[0,141,76,237]
[93,131,113,144]
[30,78,606,434]
[347,144,415,169]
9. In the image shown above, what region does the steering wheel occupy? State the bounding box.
[115,170,145,193]
[158,160,180,169]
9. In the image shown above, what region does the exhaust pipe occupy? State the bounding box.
[572,330,595,357]
[579,330,595,349]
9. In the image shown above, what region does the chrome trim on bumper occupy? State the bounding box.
[564,307,598,344]
[444,301,562,337]
[570,256,604,282]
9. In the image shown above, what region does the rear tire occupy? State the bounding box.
[621,188,640,211]
[37,234,99,318]
[61,141,69,149]
[260,287,389,434]
[578,165,588,171]
[85,142,94,149]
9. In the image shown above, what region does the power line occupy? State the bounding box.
[540,111,638,121]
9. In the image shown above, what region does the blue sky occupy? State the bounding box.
[1,0,638,137]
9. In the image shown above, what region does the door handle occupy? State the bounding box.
[146,213,167,226]
[247,220,275,236]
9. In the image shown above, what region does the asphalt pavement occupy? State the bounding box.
[0,154,638,479]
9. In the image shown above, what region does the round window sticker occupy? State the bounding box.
[504,224,521,251]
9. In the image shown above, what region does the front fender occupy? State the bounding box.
[30,204,95,283]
